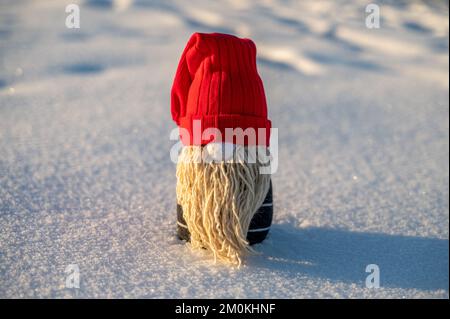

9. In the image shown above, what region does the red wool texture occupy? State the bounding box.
[171,32,271,146]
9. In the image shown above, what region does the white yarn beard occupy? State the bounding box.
[176,145,271,266]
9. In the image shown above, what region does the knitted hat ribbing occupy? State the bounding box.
[171,32,271,146]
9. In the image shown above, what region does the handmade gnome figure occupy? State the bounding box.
[171,33,273,266]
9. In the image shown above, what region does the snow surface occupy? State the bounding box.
[0,0,448,298]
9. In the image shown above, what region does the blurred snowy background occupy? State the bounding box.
[0,0,448,298]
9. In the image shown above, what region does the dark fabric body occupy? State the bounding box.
[177,181,273,245]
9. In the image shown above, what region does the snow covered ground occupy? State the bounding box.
[0,0,448,298]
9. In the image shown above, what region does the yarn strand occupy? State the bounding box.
[176,145,271,266]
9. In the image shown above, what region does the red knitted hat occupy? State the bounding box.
[171,32,271,146]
